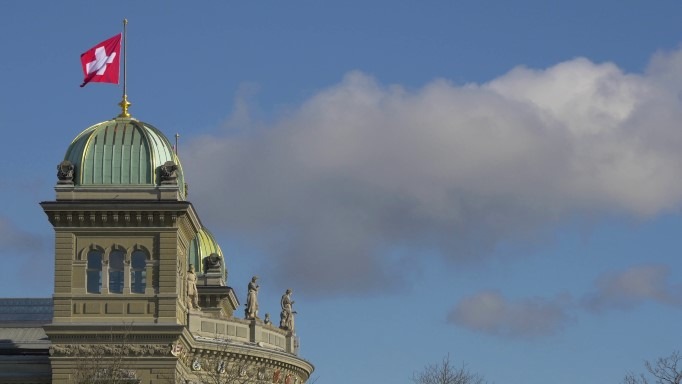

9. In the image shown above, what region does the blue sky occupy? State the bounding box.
[2,1,682,383]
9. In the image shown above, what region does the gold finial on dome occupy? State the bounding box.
[118,94,131,118]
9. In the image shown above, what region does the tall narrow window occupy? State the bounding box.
[86,250,102,293]
[109,250,125,294]
[131,251,147,294]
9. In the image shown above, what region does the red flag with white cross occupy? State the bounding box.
[79,34,121,88]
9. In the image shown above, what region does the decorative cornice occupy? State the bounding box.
[41,201,202,232]
[43,210,184,228]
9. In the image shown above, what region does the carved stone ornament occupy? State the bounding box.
[56,160,74,184]
[257,368,266,380]
[160,161,178,184]
[203,253,222,274]
[170,343,184,357]
[217,361,226,374]
[191,358,202,371]
[49,343,169,357]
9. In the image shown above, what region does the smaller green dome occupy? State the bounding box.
[188,227,226,279]
[64,117,185,198]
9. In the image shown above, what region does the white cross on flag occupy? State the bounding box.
[79,34,121,88]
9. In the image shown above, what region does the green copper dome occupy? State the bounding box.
[188,227,226,279]
[64,117,185,197]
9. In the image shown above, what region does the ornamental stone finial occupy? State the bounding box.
[202,253,222,274]
[160,161,178,184]
[57,160,74,184]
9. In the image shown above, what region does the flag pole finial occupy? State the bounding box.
[118,18,131,118]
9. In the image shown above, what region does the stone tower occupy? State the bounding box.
[41,116,313,383]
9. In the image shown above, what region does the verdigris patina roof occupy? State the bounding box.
[63,117,185,198]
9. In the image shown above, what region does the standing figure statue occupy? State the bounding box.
[279,289,296,332]
[186,264,200,310]
[245,276,259,320]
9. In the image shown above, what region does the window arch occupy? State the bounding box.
[130,250,147,294]
[86,250,103,293]
[108,249,125,294]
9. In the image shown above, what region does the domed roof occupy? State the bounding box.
[188,227,226,279]
[63,117,185,197]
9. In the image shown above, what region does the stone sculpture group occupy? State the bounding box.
[244,277,296,333]
[185,262,297,333]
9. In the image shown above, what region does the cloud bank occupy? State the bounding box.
[183,47,682,296]
[584,264,682,311]
[450,264,682,339]
[447,290,573,339]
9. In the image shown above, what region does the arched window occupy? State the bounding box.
[109,250,125,294]
[131,250,147,294]
[86,250,103,293]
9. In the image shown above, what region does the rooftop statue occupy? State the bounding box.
[279,289,295,332]
[245,276,259,320]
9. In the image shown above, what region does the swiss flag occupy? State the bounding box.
[79,34,121,88]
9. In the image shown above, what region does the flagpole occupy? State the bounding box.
[118,18,131,118]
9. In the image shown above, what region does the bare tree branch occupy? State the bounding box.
[624,351,682,384]
[411,354,486,384]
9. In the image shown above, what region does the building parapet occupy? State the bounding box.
[188,312,297,355]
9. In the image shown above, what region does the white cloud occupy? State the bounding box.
[183,47,682,296]
[447,290,572,339]
[583,264,682,311]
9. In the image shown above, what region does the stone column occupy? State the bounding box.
[123,259,131,294]
[101,259,109,294]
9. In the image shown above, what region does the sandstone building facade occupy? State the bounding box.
[0,113,313,384]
